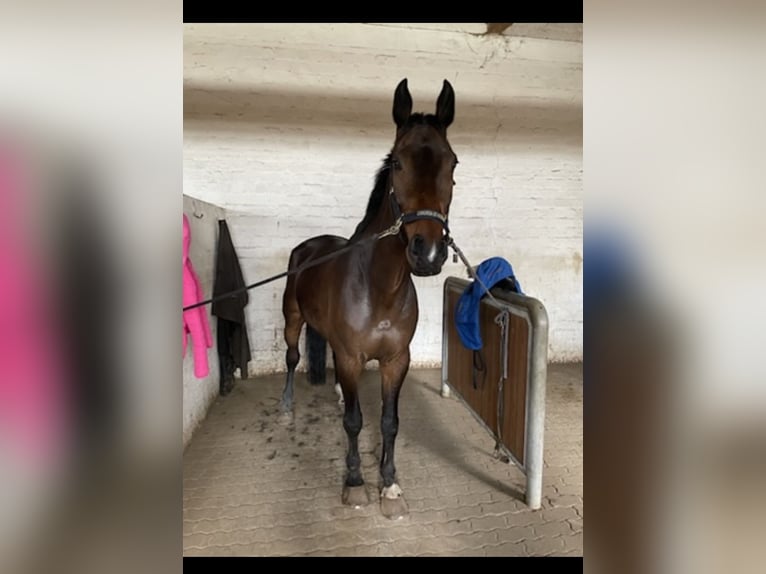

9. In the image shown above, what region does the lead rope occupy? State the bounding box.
[495,310,510,461]
[185,191,438,313]
[185,184,447,312]
[445,236,511,462]
[183,218,409,313]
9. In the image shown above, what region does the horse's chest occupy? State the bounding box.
[359,317,412,356]
[337,282,417,357]
[340,304,415,356]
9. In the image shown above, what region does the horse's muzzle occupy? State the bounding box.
[408,235,448,276]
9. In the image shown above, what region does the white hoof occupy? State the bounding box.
[335,383,344,405]
[380,483,408,519]
[440,383,452,398]
[381,483,403,500]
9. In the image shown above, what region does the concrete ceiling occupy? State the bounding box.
[365,23,582,43]
[498,23,582,43]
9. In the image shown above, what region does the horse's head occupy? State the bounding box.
[390,78,457,277]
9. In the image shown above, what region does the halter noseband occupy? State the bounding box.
[380,186,450,241]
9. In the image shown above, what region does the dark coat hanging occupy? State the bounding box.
[211,219,251,395]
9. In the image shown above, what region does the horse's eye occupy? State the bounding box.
[392,158,402,171]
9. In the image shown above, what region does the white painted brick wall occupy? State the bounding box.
[183,23,582,375]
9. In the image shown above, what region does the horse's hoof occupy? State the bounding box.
[278,408,294,425]
[220,378,235,396]
[341,485,370,508]
[380,484,408,520]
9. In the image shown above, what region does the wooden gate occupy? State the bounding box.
[441,276,549,509]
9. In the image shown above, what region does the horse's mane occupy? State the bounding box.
[349,153,392,242]
[349,114,442,242]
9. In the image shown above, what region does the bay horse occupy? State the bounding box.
[280,78,457,519]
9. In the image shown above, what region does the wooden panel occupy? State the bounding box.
[446,286,529,464]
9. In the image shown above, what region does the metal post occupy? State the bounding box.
[441,280,452,398]
[525,299,549,510]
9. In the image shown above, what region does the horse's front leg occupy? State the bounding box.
[337,358,369,508]
[378,348,410,519]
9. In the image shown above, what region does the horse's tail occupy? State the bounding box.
[306,324,327,385]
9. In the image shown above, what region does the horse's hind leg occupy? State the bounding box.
[378,348,411,520]
[281,289,304,415]
[332,351,344,406]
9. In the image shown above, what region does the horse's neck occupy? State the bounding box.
[369,236,411,301]
[360,183,396,239]
[361,190,412,301]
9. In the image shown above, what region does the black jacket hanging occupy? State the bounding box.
[211,219,252,395]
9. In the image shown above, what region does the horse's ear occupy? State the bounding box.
[393,78,413,128]
[435,79,455,128]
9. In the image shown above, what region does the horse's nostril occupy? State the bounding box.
[411,234,425,255]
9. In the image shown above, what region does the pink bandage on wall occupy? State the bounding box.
[0,142,67,466]
[183,214,213,378]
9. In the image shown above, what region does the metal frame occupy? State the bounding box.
[441,276,549,510]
